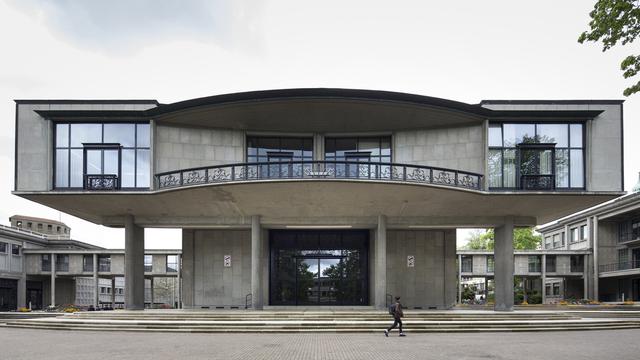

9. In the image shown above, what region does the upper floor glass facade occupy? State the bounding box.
[54,122,150,189]
[488,123,584,190]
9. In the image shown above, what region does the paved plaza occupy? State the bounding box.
[1,328,639,360]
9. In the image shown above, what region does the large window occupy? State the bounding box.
[325,136,391,178]
[486,255,495,273]
[488,123,584,189]
[570,255,584,272]
[55,123,150,189]
[0,242,6,254]
[246,136,313,178]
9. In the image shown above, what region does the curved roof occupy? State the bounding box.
[148,88,494,117]
[31,88,605,123]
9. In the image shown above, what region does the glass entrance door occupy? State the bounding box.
[270,230,369,306]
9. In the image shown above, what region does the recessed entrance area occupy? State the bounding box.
[269,230,369,306]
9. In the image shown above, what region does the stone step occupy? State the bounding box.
[4,323,639,333]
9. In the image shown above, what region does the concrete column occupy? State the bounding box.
[457,254,462,304]
[541,254,546,304]
[374,215,387,309]
[150,277,155,309]
[251,215,263,310]
[50,253,56,307]
[177,255,182,309]
[484,277,489,302]
[124,215,145,310]
[93,254,99,308]
[593,216,599,301]
[17,276,26,309]
[583,255,589,300]
[111,277,116,307]
[494,218,514,311]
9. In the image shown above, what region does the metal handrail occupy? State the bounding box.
[155,160,484,191]
[599,260,640,273]
[245,293,252,309]
[0,224,70,241]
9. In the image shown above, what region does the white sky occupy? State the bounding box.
[0,0,638,249]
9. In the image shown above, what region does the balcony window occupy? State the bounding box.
[528,255,541,272]
[144,255,153,272]
[55,254,69,272]
[570,228,578,244]
[0,242,6,253]
[619,219,640,243]
[11,244,21,256]
[579,225,587,241]
[486,255,494,273]
[553,283,560,296]
[461,255,473,273]
[246,136,313,178]
[544,236,551,249]
[166,255,178,273]
[488,122,584,190]
[41,254,51,272]
[83,255,94,272]
[54,122,150,189]
[552,234,560,249]
[546,255,556,272]
[98,255,111,272]
[325,136,391,178]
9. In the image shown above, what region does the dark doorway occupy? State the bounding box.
[0,278,18,311]
[26,281,43,310]
[269,230,369,306]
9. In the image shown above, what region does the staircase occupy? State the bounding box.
[3,310,640,333]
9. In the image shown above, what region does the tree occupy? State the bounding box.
[578,0,640,96]
[464,227,542,250]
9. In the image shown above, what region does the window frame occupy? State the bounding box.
[53,122,151,190]
[488,122,585,190]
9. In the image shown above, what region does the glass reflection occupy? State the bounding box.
[70,124,101,147]
[104,124,135,147]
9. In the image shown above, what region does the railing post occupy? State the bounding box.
[179,172,184,186]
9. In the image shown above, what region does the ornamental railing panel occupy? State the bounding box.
[155,161,484,191]
[84,174,119,190]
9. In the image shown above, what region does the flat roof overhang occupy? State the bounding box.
[31,88,604,133]
[13,181,623,228]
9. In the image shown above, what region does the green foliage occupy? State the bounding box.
[462,285,477,301]
[465,227,542,250]
[578,0,640,96]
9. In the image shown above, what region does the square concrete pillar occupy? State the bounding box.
[494,218,514,311]
[17,276,26,309]
[93,253,99,308]
[50,253,56,307]
[124,215,145,310]
[374,215,387,309]
[251,215,263,309]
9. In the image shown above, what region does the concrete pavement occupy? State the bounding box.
[1,327,639,360]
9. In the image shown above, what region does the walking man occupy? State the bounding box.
[384,296,406,337]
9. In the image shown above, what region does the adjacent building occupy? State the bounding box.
[12,89,625,310]
[0,215,180,310]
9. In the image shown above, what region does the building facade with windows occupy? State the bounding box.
[0,215,181,311]
[539,189,640,302]
[12,89,625,311]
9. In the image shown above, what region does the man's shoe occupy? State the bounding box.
[399,332,406,337]
[384,330,389,337]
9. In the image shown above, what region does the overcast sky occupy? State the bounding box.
[0,0,638,249]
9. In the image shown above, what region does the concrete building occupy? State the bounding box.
[12,89,625,311]
[0,215,181,310]
[539,188,640,302]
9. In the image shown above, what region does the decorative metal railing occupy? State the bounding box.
[599,260,640,273]
[154,161,484,191]
[520,175,555,190]
[84,174,119,190]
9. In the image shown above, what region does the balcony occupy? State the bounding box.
[155,160,483,191]
[618,230,640,244]
[599,260,640,273]
[84,174,120,191]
